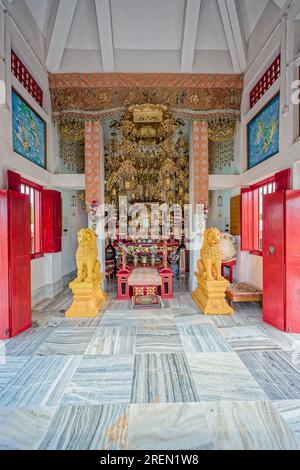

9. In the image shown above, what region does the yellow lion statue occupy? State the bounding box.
[198,227,224,281]
[75,228,100,282]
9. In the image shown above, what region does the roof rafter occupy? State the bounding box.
[95,0,114,72]
[180,0,202,73]
[217,0,246,72]
[46,0,78,72]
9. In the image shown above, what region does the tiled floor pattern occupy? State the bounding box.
[1,282,300,450]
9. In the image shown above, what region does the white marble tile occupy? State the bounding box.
[187,352,267,401]
[0,356,80,406]
[219,326,279,351]
[238,351,300,400]
[203,401,299,450]
[40,404,129,450]
[256,324,300,352]
[0,407,57,449]
[173,308,213,326]
[107,301,131,312]
[3,328,54,356]
[85,327,136,355]
[272,400,300,443]
[178,324,232,353]
[131,353,199,403]
[62,355,134,405]
[36,327,96,355]
[0,357,30,391]
[128,403,213,450]
[169,294,200,310]
[136,326,183,353]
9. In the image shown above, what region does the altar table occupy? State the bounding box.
[117,266,173,299]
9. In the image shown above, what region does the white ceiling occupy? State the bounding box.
[6,0,287,73]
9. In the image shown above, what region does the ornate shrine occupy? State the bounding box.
[104,103,189,207]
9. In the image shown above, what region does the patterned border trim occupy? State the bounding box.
[49,72,243,90]
[52,107,240,123]
[85,120,103,205]
[193,121,209,208]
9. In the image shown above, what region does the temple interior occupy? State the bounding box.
[1,0,300,452]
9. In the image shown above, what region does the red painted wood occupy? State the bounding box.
[241,188,253,251]
[9,191,31,336]
[116,268,131,300]
[7,170,21,192]
[41,190,62,253]
[54,191,62,252]
[0,190,31,339]
[250,55,280,108]
[159,267,173,298]
[285,190,300,333]
[275,169,291,192]
[221,260,236,283]
[253,188,260,251]
[11,50,43,107]
[263,191,286,331]
[0,191,10,339]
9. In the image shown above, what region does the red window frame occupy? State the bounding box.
[11,50,43,107]
[250,55,281,109]
[241,176,275,256]
[249,177,276,256]
[20,177,43,259]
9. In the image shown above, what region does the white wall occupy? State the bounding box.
[61,190,88,278]
[0,5,86,306]
[207,190,231,232]
[233,1,300,289]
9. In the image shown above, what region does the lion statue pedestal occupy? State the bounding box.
[66,228,106,318]
[192,227,233,315]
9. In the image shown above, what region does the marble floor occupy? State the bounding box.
[1,280,300,450]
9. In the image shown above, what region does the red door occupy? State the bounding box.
[263,191,286,331]
[8,191,31,336]
[285,190,300,333]
[0,191,9,339]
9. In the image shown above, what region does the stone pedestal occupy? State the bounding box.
[192,272,233,315]
[66,274,106,318]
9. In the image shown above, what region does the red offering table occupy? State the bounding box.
[221,259,236,283]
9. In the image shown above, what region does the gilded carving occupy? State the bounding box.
[192,227,233,315]
[197,228,224,281]
[66,228,106,318]
[75,228,100,282]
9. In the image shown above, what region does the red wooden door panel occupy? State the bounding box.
[263,191,286,331]
[285,190,300,333]
[0,191,9,339]
[42,190,62,253]
[8,191,31,336]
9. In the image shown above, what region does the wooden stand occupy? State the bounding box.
[66,274,106,318]
[192,273,233,315]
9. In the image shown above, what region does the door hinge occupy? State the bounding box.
[3,328,10,337]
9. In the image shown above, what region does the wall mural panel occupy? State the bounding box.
[12,89,46,169]
[247,93,280,169]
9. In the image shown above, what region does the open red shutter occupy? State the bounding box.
[54,191,62,252]
[42,190,62,253]
[275,169,291,191]
[241,188,254,251]
[7,170,21,192]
